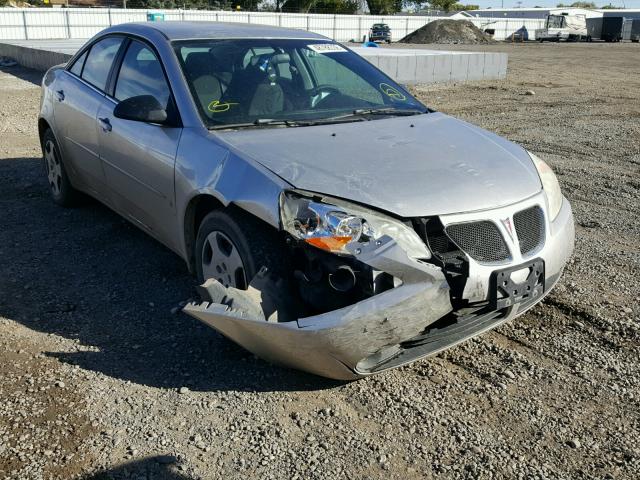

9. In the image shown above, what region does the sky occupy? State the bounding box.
[468,0,640,7]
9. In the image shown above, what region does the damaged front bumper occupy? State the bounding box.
[184,194,574,381]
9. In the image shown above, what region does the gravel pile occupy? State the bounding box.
[1,43,639,479]
[399,20,495,45]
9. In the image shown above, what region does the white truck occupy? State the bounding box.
[536,12,588,42]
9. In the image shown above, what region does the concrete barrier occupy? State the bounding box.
[0,40,73,71]
[352,48,508,85]
[0,39,508,85]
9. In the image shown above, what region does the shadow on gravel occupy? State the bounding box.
[82,456,193,480]
[0,156,342,393]
[0,65,43,85]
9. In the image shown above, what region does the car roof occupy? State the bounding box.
[103,21,329,41]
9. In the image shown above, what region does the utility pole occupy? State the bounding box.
[123,0,127,9]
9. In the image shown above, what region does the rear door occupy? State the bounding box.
[53,36,124,197]
[96,38,182,248]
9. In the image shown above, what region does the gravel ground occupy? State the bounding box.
[0,42,639,480]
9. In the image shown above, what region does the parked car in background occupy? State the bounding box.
[369,23,391,43]
[39,22,574,380]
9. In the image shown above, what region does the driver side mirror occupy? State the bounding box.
[113,95,169,125]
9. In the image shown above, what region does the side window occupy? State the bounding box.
[114,40,171,109]
[69,50,87,77]
[81,37,124,92]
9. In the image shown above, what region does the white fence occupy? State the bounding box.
[0,8,545,42]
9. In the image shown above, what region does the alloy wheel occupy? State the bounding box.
[44,139,62,196]
[201,230,247,289]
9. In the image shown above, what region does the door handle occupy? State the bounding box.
[55,90,65,101]
[98,117,112,133]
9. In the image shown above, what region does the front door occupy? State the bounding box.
[96,39,182,248]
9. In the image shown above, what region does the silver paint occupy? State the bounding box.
[39,22,575,379]
[219,113,543,218]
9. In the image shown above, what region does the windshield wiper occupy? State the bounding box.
[209,118,295,131]
[212,116,369,129]
[208,108,425,130]
[352,107,426,116]
[291,116,368,126]
[305,108,425,125]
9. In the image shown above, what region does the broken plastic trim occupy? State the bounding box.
[183,234,452,380]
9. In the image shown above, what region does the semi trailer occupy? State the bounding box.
[601,17,633,42]
[632,19,640,42]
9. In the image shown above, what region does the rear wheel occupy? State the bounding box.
[42,128,82,207]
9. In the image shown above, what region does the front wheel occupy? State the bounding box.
[41,128,82,207]
[195,209,286,288]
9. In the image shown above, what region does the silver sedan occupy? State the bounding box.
[38,21,574,380]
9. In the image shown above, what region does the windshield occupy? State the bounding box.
[547,15,565,29]
[173,39,426,129]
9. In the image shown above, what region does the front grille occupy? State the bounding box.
[426,230,462,264]
[513,206,545,256]
[445,221,510,263]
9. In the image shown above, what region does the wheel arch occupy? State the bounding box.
[38,118,65,159]
[183,193,226,274]
[38,117,52,144]
[182,191,286,276]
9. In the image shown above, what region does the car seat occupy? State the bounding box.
[184,52,224,112]
[222,53,290,118]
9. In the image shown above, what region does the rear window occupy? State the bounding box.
[68,50,87,77]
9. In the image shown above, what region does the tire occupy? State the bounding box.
[41,128,82,207]
[194,208,286,288]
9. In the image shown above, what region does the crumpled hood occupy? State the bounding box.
[220,112,542,217]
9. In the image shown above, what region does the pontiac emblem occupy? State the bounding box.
[501,217,515,242]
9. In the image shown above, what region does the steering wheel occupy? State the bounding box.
[310,85,341,108]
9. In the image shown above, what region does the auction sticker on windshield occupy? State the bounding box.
[308,44,347,53]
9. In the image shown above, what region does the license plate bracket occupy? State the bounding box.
[490,259,545,310]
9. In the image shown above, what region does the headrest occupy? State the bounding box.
[185,52,213,77]
[250,52,291,69]
[270,53,290,65]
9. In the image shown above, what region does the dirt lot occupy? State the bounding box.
[0,42,639,480]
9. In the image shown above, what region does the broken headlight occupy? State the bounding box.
[529,151,563,221]
[280,191,431,259]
